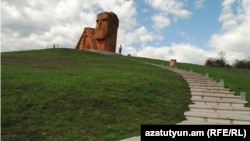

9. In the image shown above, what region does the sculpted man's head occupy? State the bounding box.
[76,11,119,52]
[94,12,119,52]
[94,12,119,40]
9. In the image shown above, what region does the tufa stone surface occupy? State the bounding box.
[76,11,119,53]
[76,27,97,50]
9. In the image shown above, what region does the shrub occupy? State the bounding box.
[205,51,228,67]
[233,57,250,69]
[205,57,215,66]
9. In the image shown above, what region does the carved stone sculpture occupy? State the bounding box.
[94,12,119,52]
[75,11,119,53]
[75,27,97,50]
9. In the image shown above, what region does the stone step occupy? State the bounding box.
[189,104,250,111]
[184,111,250,124]
[187,80,218,84]
[185,78,213,81]
[182,76,206,79]
[184,75,210,79]
[190,88,232,93]
[180,71,191,73]
[189,82,223,84]
[189,104,250,115]
[189,86,230,91]
[176,120,220,125]
[191,93,240,100]
[180,72,203,75]
[191,92,237,97]
[191,98,247,104]
[192,101,245,107]
[190,108,250,115]
[191,98,247,107]
[183,75,212,78]
[184,75,213,78]
[191,97,247,104]
[189,84,225,87]
[177,72,195,75]
[119,136,140,141]
[189,83,224,87]
[168,69,188,72]
[191,95,241,101]
[191,91,235,95]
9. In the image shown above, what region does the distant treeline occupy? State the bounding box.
[205,51,250,69]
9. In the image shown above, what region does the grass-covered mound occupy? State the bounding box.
[133,57,250,107]
[1,48,191,141]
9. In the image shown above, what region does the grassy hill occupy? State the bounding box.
[1,48,191,141]
[131,56,250,107]
[2,48,250,140]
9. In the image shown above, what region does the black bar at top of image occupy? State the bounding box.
[141,124,250,141]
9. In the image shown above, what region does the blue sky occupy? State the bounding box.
[2,0,250,65]
[136,0,221,49]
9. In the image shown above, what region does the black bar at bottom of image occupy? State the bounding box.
[141,125,250,141]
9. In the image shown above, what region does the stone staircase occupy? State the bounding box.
[166,67,250,125]
[119,62,250,141]
[86,51,250,140]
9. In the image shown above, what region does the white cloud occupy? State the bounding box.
[0,0,210,65]
[117,26,157,48]
[132,43,211,65]
[135,26,154,42]
[177,31,193,41]
[1,0,137,52]
[117,46,138,56]
[219,0,238,30]
[151,13,171,29]
[90,0,137,29]
[168,43,210,65]
[195,0,205,10]
[209,0,250,64]
[2,0,249,67]
[146,0,191,18]
[1,0,85,51]
[146,0,191,29]
[137,46,171,60]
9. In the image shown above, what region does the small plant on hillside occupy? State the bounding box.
[233,57,250,69]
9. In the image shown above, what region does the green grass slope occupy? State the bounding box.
[131,57,250,107]
[1,48,191,141]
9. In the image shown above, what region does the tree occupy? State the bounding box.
[205,51,228,67]
[233,57,250,69]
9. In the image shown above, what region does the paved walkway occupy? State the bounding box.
[119,62,250,141]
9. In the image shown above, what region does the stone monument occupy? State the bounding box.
[94,12,119,52]
[75,11,119,53]
[75,27,97,50]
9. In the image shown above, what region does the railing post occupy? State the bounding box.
[205,73,209,78]
[240,91,246,101]
[220,79,224,86]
